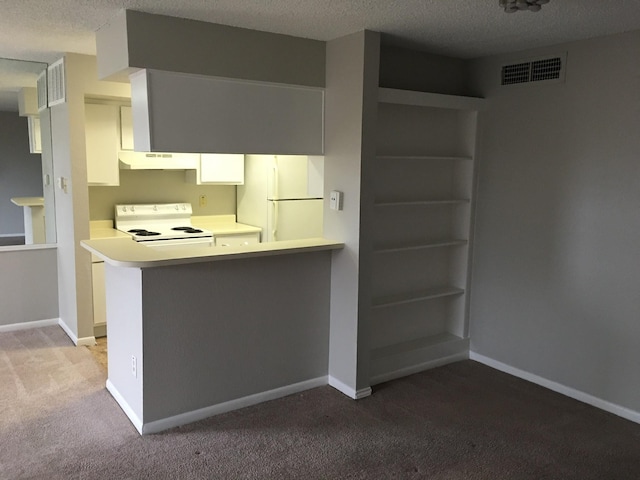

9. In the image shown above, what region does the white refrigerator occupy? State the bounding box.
[237,155,324,242]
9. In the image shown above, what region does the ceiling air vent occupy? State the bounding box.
[501,53,566,86]
[47,58,66,107]
[36,70,48,112]
[502,62,531,85]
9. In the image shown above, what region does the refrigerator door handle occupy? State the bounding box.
[271,161,279,200]
[272,200,278,241]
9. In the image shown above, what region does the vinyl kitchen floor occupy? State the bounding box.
[86,336,108,373]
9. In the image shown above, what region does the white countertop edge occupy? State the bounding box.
[81,237,344,268]
[10,197,45,207]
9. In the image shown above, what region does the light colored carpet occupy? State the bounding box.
[1,325,640,479]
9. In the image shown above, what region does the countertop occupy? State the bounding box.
[90,216,262,239]
[86,217,342,268]
[11,197,44,207]
[81,236,343,268]
[90,220,130,240]
[191,215,262,236]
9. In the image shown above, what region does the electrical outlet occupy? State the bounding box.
[131,355,137,378]
[199,195,207,207]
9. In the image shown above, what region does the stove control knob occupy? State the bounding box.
[153,205,157,211]
[175,205,179,210]
[122,206,127,212]
[181,204,186,210]
[131,206,135,212]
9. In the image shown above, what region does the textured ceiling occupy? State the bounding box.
[1,0,640,63]
[1,0,640,110]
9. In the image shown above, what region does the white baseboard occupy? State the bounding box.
[328,376,372,399]
[370,352,470,386]
[106,380,144,435]
[132,376,328,435]
[470,351,640,425]
[57,318,96,346]
[0,318,59,333]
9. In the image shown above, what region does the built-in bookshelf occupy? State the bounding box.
[369,87,485,385]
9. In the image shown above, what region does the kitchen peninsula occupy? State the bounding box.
[81,236,343,434]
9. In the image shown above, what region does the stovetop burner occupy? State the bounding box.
[115,203,213,245]
[128,229,161,236]
[172,226,204,233]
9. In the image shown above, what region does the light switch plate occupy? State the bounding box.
[329,190,343,211]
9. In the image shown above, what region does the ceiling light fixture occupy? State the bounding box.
[499,0,550,13]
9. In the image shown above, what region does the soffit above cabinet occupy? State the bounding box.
[96,10,325,87]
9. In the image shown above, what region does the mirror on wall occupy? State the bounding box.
[0,57,55,245]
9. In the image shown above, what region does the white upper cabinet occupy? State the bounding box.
[119,105,134,150]
[18,88,42,154]
[85,103,120,186]
[186,154,245,185]
[130,69,324,155]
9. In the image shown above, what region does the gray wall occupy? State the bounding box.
[468,31,640,413]
[142,252,331,422]
[379,45,471,96]
[0,112,43,236]
[0,246,58,326]
[97,10,326,87]
[105,251,331,428]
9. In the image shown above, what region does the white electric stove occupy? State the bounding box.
[114,203,213,247]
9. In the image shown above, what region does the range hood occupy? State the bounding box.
[118,151,200,170]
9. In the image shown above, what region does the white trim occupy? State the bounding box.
[328,376,372,399]
[140,376,328,435]
[370,352,469,386]
[0,243,57,252]
[378,87,486,111]
[57,318,96,346]
[470,352,640,425]
[0,243,58,253]
[0,318,59,333]
[106,380,144,435]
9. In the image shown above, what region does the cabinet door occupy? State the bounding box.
[130,69,324,154]
[85,104,120,186]
[92,262,107,327]
[200,154,244,184]
[119,105,134,150]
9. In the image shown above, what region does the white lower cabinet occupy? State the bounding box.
[92,260,107,337]
[368,88,485,385]
[214,232,260,247]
